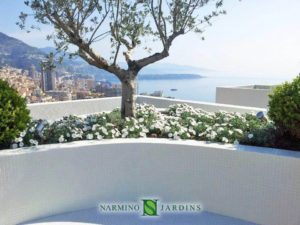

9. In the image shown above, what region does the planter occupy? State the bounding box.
[0,139,299,225]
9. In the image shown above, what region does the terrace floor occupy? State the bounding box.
[22,207,257,225]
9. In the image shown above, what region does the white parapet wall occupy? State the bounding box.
[28,97,122,120]
[136,95,266,113]
[28,96,266,120]
[0,139,299,225]
[216,85,275,108]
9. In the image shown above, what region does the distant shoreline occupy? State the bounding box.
[137,74,204,80]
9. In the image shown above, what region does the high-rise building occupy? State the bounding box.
[28,65,38,79]
[86,79,95,90]
[41,62,56,91]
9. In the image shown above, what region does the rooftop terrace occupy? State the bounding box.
[0,96,299,225]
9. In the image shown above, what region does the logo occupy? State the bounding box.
[98,198,202,217]
[142,199,158,216]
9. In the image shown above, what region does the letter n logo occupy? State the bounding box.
[142,199,158,216]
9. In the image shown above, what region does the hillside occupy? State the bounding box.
[0,32,209,80]
[0,32,45,70]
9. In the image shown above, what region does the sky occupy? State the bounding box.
[0,0,300,79]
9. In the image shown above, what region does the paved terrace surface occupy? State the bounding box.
[22,207,257,225]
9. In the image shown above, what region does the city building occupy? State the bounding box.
[140,90,164,97]
[86,79,95,90]
[95,82,138,97]
[96,83,122,97]
[45,90,72,101]
[28,65,38,80]
[41,62,56,91]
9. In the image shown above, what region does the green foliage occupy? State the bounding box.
[19,0,227,68]
[239,123,277,148]
[268,75,300,139]
[0,80,31,149]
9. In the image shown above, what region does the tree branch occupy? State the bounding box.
[135,29,184,68]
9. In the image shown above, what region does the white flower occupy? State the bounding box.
[122,132,128,138]
[140,132,146,137]
[87,134,94,140]
[20,131,26,137]
[189,129,196,135]
[234,129,243,135]
[138,118,144,122]
[206,127,212,132]
[92,124,98,131]
[217,127,224,133]
[15,137,23,143]
[66,133,70,137]
[228,130,233,135]
[174,135,180,140]
[12,144,18,149]
[248,133,254,139]
[125,117,130,122]
[29,139,34,144]
[29,127,35,132]
[233,140,239,145]
[58,135,65,143]
[19,142,24,147]
[210,131,217,139]
[129,127,134,132]
[97,134,103,140]
[168,133,173,138]
[198,132,206,137]
[222,137,229,143]
[164,126,171,132]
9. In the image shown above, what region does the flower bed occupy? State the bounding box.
[9,103,294,150]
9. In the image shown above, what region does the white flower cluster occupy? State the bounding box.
[10,103,263,149]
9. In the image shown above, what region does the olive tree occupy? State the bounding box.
[19,0,226,118]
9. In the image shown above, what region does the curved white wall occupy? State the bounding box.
[0,139,299,225]
[28,96,266,120]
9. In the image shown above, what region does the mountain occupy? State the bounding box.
[139,63,212,75]
[0,32,45,70]
[137,73,204,80]
[0,32,210,81]
[39,47,209,76]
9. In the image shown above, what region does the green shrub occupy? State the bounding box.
[0,80,31,149]
[268,75,300,139]
[239,123,277,148]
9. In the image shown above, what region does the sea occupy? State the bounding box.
[136,74,295,103]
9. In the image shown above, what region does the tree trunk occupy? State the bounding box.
[121,77,136,118]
